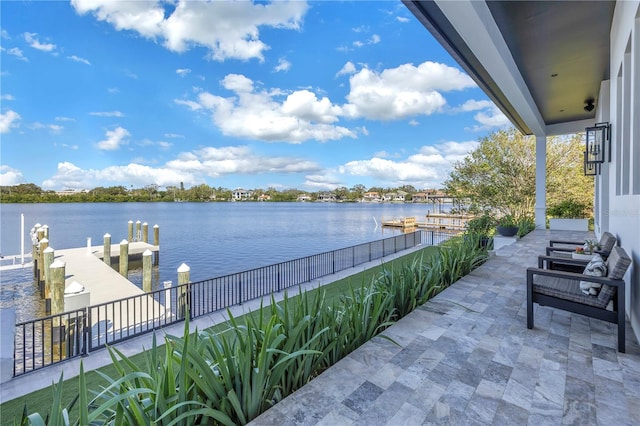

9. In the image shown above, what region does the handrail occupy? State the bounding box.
[12,230,452,376]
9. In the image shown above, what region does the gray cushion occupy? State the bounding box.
[533,275,608,309]
[606,247,631,280]
[599,232,617,254]
[580,254,607,295]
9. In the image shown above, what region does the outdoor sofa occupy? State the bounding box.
[527,246,631,352]
[542,231,617,272]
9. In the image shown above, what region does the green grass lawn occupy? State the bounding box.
[0,246,439,423]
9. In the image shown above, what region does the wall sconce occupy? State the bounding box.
[585,122,610,164]
[584,152,599,176]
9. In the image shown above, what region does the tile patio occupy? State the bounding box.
[251,229,640,425]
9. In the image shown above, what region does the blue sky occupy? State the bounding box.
[0,0,509,192]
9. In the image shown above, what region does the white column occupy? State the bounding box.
[535,134,547,229]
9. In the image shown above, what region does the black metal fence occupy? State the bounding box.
[13,230,452,376]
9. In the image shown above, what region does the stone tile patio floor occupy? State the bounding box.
[251,230,640,425]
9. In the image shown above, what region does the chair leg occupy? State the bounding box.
[527,274,534,329]
[618,286,626,353]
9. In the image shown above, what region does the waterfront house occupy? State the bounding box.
[232,188,253,201]
[316,192,336,202]
[404,0,640,344]
[362,191,381,202]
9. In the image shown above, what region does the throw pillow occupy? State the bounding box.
[580,254,607,295]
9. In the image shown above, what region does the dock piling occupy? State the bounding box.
[103,233,111,266]
[119,239,129,277]
[135,220,141,241]
[142,222,148,243]
[177,263,190,319]
[128,220,133,242]
[50,261,67,360]
[43,247,54,312]
[142,249,152,292]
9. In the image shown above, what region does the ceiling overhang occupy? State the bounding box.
[403,0,615,136]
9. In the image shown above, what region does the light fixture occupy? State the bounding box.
[584,99,595,112]
[585,122,610,164]
[584,152,598,176]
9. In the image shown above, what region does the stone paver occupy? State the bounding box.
[251,230,640,425]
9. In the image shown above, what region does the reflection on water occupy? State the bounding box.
[0,268,46,323]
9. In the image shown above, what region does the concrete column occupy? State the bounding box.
[103,233,111,266]
[127,220,133,242]
[142,222,149,243]
[535,134,547,229]
[177,263,190,319]
[0,309,16,383]
[119,239,129,277]
[142,249,152,292]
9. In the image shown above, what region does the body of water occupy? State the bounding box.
[1,202,450,321]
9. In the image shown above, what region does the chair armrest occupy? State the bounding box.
[526,267,625,288]
[545,246,575,256]
[549,239,582,247]
[538,255,589,269]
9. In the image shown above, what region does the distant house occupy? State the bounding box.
[413,192,429,203]
[316,192,336,202]
[297,194,312,202]
[363,191,381,202]
[257,194,271,201]
[394,190,408,202]
[55,188,88,196]
[232,189,253,200]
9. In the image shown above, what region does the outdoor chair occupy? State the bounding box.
[527,246,631,352]
[543,231,617,273]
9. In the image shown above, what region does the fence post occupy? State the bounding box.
[143,249,152,292]
[352,246,355,267]
[119,239,129,277]
[178,264,190,319]
[277,263,281,292]
[103,233,111,266]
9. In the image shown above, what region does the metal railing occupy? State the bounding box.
[13,230,452,376]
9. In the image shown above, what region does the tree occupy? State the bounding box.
[444,128,593,219]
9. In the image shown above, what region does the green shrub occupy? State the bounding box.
[16,237,488,425]
[547,199,588,218]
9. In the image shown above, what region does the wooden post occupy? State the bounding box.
[119,239,129,277]
[42,224,49,240]
[50,261,66,360]
[135,220,141,241]
[177,263,190,319]
[153,224,160,246]
[142,249,152,292]
[103,233,111,266]
[142,222,149,243]
[128,220,133,242]
[38,238,49,284]
[43,246,54,312]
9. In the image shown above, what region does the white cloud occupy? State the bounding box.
[369,34,380,44]
[68,55,91,65]
[337,140,479,188]
[336,61,356,77]
[55,116,76,122]
[3,47,28,61]
[274,58,291,72]
[0,110,21,133]
[0,165,24,186]
[40,145,320,190]
[108,87,120,94]
[31,122,63,133]
[344,61,475,120]
[459,99,494,112]
[303,173,343,191]
[1,94,15,101]
[164,133,185,139]
[176,73,356,143]
[71,0,309,62]
[89,111,124,117]
[97,126,130,150]
[176,68,191,77]
[24,32,56,52]
[397,16,410,23]
[457,99,509,131]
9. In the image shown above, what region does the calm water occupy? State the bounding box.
[1,202,449,321]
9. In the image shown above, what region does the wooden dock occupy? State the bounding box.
[50,242,167,341]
